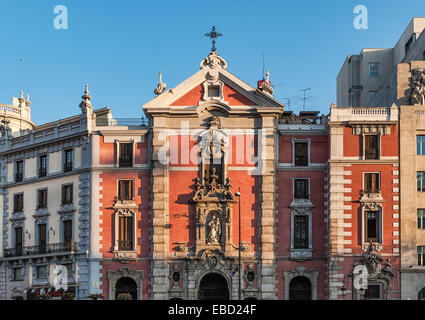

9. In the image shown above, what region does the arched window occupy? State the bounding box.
[418,288,425,300]
[289,276,312,300]
[115,277,137,300]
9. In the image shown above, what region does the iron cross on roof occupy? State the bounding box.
[205,26,223,52]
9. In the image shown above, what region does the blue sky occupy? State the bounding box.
[0,0,424,124]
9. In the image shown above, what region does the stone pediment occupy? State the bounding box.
[142,51,284,116]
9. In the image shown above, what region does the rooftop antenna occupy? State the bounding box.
[281,97,292,110]
[299,88,311,111]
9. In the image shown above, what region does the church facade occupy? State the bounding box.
[0,48,407,300]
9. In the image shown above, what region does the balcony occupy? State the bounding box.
[118,240,133,251]
[365,148,379,160]
[15,173,23,182]
[4,242,78,258]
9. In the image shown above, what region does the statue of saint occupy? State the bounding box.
[207,215,221,244]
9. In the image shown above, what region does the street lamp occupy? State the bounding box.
[235,188,241,300]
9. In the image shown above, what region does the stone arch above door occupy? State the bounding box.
[107,267,144,300]
[283,266,319,300]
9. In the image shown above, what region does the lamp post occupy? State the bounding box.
[235,188,241,300]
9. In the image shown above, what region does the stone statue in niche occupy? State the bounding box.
[410,67,425,105]
[207,214,221,244]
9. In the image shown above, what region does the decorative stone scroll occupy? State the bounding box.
[410,67,425,105]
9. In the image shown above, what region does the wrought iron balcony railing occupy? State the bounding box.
[4,242,78,258]
[118,240,133,251]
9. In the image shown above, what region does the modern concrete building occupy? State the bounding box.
[337,17,425,108]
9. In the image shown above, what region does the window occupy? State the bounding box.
[294,215,308,249]
[405,34,416,55]
[15,160,23,182]
[118,180,134,201]
[12,267,24,281]
[294,142,308,166]
[36,265,47,280]
[365,210,380,242]
[418,246,425,266]
[369,91,377,102]
[364,135,379,159]
[418,209,425,229]
[369,62,379,77]
[64,149,73,172]
[119,143,133,167]
[363,284,381,300]
[208,85,220,98]
[37,189,47,209]
[118,216,133,251]
[294,179,309,199]
[61,184,73,204]
[39,155,47,177]
[417,136,425,155]
[63,220,72,250]
[38,223,47,254]
[14,227,23,256]
[364,173,380,193]
[13,193,24,212]
[418,172,425,192]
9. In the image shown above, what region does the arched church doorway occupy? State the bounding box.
[115,277,137,300]
[198,273,229,300]
[289,276,312,300]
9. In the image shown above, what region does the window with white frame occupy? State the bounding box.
[294,141,309,166]
[364,134,379,160]
[294,178,309,199]
[418,246,425,266]
[418,172,425,192]
[364,172,380,193]
[119,143,133,167]
[365,210,380,242]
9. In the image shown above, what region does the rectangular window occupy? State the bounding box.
[419,209,425,230]
[363,284,381,300]
[418,246,425,266]
[364,173,380,193]
[294,142,308,166]
[37,189,48,209]
[12,267,24,281]
[64,149,73,172]
[417,136,425,155]
[15,160,23,182]
[13,193,24,212]
[36,265,47,280]
[38,223,47,254]
[365,135,379,159]
[294,179,309,199]
[294,215,308,249]
[118,180,134,200]
[14,227,23,256]
[208,85,220,98]
[63,220,72,250]
[405,34,416,55]
[365,210,379,242]
[369,62,379,77]
[119,143,133,167]
[39,155,47,177]
[369,91,377,102]
[61,185,73,204]
[418,172,425,192]
[118,216,133,251]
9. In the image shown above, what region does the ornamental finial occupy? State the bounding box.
[205,26,223,52]
[154,71,167,95]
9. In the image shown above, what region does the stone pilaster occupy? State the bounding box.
[258,116,277,300]
[151,117,170,300]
